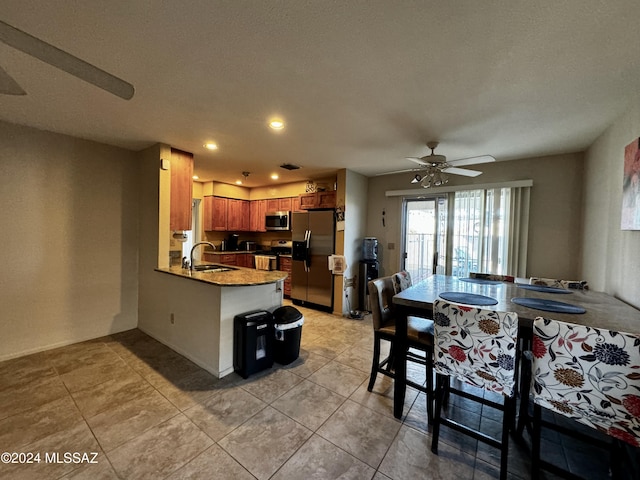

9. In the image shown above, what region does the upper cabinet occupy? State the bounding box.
[250,200,267,232]
[227,199,250,231]
[298,191,336,210]
[204,196,228,231]
[170,149,193,231]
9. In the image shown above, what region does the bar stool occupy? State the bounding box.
[431,299,519,480]
[367,276,435,422]
[528,316,640,479]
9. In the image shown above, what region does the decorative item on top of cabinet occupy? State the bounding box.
[204,196,228,231]
[279,256,292,297]
[170,148,193,231]
[298,191,336,210]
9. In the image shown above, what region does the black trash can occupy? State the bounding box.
[233,310,274,378]
[273,306,304,365]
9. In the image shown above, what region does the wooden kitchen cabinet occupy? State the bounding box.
[278,197,292,211]
[218,254,237,266]
[298,193,318,210]
[237,253,254,268]
[298,191,336,210]
[265,198,280,212]
[204,196,228,231]
[317,191,336,208]
[227,199,250,231]
[279,256,292,297]
[170,148,193,231]
[291,195,302,212]
[203,253,217,263]
[250,199,267,232]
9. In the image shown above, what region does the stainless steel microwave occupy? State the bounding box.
[265,211,290,231]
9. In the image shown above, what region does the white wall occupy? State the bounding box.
[0,121,139,360]
[582,99,640,308]
[365,153,584,280]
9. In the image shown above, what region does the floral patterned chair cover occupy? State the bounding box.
[529,277,589,290]
[433,299,519,395]
[431,299,519,480]
[531,317,640,447]
[470,272,515,283]
[391,270,412,293]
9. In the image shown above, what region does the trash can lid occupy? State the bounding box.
[273,306,304,324]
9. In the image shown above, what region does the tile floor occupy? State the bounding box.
[0,303,630,479]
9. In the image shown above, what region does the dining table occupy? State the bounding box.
[391,274,640,419]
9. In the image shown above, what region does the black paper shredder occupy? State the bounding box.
[233,310,274,378]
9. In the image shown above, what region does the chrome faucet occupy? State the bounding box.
[189,241,216,271]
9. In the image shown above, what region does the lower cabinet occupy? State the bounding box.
[279,256,292,297]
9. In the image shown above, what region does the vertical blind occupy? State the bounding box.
[452,186,530,277]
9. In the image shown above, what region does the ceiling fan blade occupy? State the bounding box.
[406,156,428,165]
[447,155,495,167]
[0,20,134,100]
[375,167,420,176]
[0,65,26,95]
[442,167,483,177]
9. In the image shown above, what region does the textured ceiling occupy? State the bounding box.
[2,1,640,187]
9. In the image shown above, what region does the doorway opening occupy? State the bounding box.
[182,198,201,261]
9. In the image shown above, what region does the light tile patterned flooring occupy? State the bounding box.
[0,303,623,479]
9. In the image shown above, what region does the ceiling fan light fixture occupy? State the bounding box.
[411,174,422,184]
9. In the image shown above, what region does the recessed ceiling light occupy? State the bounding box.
[271,173,279,180]
[204,143,218,150]
[268,118,285,130]
[192,175,199,180]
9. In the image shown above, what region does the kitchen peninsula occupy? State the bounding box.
[143,264,287,378]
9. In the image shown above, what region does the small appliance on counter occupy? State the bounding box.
[239,241,257,251]
[226,233,239,251]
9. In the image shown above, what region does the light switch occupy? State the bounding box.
[160,158,170,170]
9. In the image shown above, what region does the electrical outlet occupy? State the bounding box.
[170,313,175,324]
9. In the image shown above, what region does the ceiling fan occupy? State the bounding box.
[379,141,495,188]
[0,20,134,100]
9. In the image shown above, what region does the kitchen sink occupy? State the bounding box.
[193,264,237,273]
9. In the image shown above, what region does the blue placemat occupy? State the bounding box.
[511,297,586,314]
[516,284,572,294]
[458,277,502,285]
[439,292,498,306]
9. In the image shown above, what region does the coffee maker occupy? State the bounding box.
[227,233,239,251]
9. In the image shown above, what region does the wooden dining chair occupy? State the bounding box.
[431,299,519,480]
[470,272,515,282]
[529,276,589,290]
[528,316,640,480]
[367,276,435,422]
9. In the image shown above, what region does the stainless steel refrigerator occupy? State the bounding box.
[291,210,335,311]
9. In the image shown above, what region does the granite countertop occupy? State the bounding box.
[203,250,261,255]
[155,264,287,286]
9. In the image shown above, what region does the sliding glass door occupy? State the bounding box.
[402,197,447,282]
[402,185,530,280]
